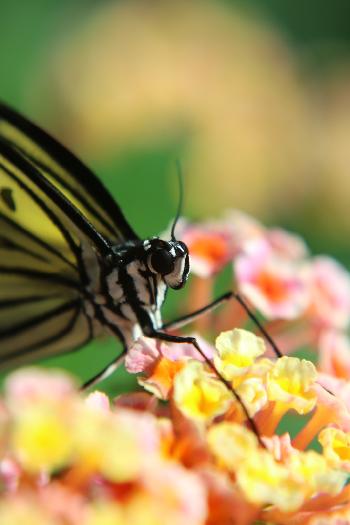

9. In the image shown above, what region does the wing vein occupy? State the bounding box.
[0,102,139,241]
[0,266,80,289]
[0,138,112,255]
[0,156,81,267]
[0,294,61,309]
[0,297,80,339]
[0,211,75,268]
[18,145,118,239]
[0,304,90,363]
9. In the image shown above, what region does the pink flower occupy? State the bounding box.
[317,372,348,398]
[305,256,350,330]
[126,336,215,400]
[221,210,265,254]
[141,462,207,525]
[262,433,297,462]
[0,458,21,492]
[125,337,160,374]
[318,330,350,380]
[177,212,266,277]
[162,336,214,362]
[38,483,87,524]
[265,228,308,260]
[182,224,233,277]
[114,409,160,456]
[235,251,309,319]
[318,372,350,417]
[125,336,215,375]
[4,368,76,411]
[85,391,110,412]
[174,213,308,281]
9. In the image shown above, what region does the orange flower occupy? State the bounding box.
[139,357,185,399]
[182,226,232,277]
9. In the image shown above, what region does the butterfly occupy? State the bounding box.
[0,103,283,442]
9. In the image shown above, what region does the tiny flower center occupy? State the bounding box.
[190,235,229,264]
[276,377,302,395]
[334,446,350,461]
[224,354,253,368]
[185,381,224,417]
[256,271,287,302]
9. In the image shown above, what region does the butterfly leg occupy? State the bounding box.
[163,291,283,358]
[82,316,131,390]
[145,327,263,445]
[162,292,232,330]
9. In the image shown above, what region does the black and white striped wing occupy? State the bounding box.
[0,102,139,244]
[0,117,117,366]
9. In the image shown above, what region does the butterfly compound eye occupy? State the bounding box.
[150,249,174,275]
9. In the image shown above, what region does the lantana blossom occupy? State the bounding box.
[305,256,350,330]
[318,427,350,471]
[2,210,350,524]
[214,328,265,382]
[318,329,350,379]
[0,340,347,524]
[235,250,309,320]
[173,360,232,422]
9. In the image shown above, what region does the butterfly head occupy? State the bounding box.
[145,238,190,289]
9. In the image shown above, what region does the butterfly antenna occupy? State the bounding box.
[171,159,184,241]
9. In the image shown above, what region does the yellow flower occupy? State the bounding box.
[0,498,56,525]
[207,422,258,470]
[236,449,306,512]
[173,360,231,423]
[287,449,346,497]
[319,427,350,470]
[125,493,166,525]
[89,465,207,525]
[237,377,268,417]
[73,405,142,483]
[86,501,124,525]
[138,463,207,525]
[214,329,265,382]
[12,403,73,473]
[267,356,317,414]
[249,357,275,380]
[240,448,345,513]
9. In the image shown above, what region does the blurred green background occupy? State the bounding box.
[1,0,350,393]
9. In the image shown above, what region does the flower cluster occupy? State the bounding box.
[180,210,350,358]
[125,329,350,521]
[0,326,349,524]
[2,211,350,524]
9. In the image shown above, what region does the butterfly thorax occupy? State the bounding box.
[83,237,190,348]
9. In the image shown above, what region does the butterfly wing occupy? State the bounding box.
[0,105,135,366]
[0,102,139,244]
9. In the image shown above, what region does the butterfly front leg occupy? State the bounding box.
[162,290,282,358]
[143,324,262,444]
[162,291,233,330]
